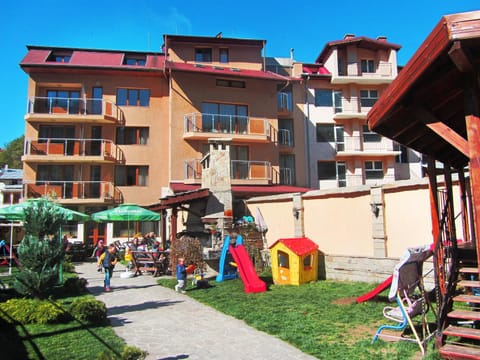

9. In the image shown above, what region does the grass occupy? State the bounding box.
[0,266,128,360]
[158,273,442,360]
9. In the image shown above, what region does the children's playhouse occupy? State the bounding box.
[269,237,318,285]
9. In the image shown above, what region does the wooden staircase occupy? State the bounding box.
[439,266,480,359]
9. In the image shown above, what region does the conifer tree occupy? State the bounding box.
[14,199,67,298]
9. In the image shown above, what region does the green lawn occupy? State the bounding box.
[158,274,441,360]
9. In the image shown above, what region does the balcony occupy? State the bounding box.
[184,159,272,185]
[319,174,396,189]
[25,97,125,125]
[279,167,294,185]
[332,61,395,85]
[22,138,125,164]
[336,136,400,157]
[278,129,293,151]
[23,180,121,205]
[184,113,270,143]
[332,96,375,119]
[277,92,293,116]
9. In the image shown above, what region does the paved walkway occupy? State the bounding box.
[76,261,317,360]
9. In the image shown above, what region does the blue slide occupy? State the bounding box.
[216,235,243,282]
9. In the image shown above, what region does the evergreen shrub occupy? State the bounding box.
[70,298,107,324]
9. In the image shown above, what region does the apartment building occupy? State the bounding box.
[18,35,310,243]
[291,35,423,189]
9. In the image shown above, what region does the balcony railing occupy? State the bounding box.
[277,92,293,112]
[336,136,395,153]
[278,129,293,147]
[23,180,120,202]
[184,159,272,182]
[280,167,294,185]
[26,97,125,125]
[319,173,396,189]
[184,113,270,137]
[24,138,124,162]
[337,62,393,78]
[231,160,271,180]
[332,96,376,117]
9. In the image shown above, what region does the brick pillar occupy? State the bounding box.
[370,186,387,257]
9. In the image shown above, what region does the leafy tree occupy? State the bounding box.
[0,135,24,169]
[14,199,67,298]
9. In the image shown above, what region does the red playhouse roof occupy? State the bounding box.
[269,237,318,256]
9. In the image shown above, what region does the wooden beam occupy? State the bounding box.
[426,122,470,157]
[413,106,470,157]
[448,41,474,73]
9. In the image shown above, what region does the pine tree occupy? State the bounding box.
[14,199,67,298]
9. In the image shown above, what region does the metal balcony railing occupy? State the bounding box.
[24,138,123,162]
[278,129,293,147]
[23,180,119,201]
[280,167,294,185]
[26,97,124,124]
[184,113,270,137]
[332,96,377,114]
[231,160,271,180]
[184,159,272,181]
[277,92,293,112]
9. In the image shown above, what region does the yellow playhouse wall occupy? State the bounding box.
[270,242,318,286]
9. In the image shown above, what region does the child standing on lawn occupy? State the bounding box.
[97,244,118,292]
[175,257,187,294]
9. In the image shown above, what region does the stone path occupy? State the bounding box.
[76,262,317,360]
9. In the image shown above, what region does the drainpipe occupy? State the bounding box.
[304,76,312,188]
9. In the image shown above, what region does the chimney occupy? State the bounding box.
[344,33,355,40]
[376,36,387,42]
[290,48,295,61]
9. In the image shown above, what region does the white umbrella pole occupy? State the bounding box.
[9,221,13,276]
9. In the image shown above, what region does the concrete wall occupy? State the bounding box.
[247,178,462,283]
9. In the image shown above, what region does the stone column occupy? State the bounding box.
[370,185,387,257]
[292,193,304,237]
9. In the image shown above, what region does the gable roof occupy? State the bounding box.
[269,237,318,256]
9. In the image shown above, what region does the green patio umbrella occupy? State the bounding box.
[91,204,160,241]
[0,199,89,276]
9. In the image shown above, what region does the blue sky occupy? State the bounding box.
[0,0,478,147]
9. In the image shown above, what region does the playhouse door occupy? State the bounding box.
[278,251,291,284]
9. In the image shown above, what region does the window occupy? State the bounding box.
[219,48,229,63]
[216,79,245,88]
[116,127,149,145]
[303,254,313,270]
[115,166,148,186]
[361,59,375,73]
[277,91,293,112]
[317,162,337,180]
[394,143,409,163]
[47,51,72,63]
[362,125,381,142]
[116,88,150,106]
[46,90,80,114]
[195,48,212,62]
[360,90,378,107]
[314,89,333,107]
[123,54,146,66]
[280,154,295,185]
[278,251,289,268]
[365,161,384,179]
[316,124,335,142]
[201,102,248,133]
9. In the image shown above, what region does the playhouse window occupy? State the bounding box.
[278,251,289,268]
[303,255,313,271]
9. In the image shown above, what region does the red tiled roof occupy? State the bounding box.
[316,36,401,64]
[20,46,165,72]
[302,64,331,76]
[165,61,290,81]
[269,237,319,256]
[169,183,312,196]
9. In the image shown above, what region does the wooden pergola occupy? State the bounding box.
[368,10,480,358]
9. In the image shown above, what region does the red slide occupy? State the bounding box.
[229,245,267,293]
[355,275,393,303]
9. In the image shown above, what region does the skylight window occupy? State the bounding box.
[123,55,147,66]
[47,51,72,63]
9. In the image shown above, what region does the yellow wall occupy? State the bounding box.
[270,242,318,285]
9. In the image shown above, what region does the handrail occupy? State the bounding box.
[26,96,125,125]
[184,113,270,137]
[23,180,116,200]
[184,159,272,181]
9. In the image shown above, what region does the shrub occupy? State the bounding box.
[70,298,107,324]
[63,277,88,295]
[62,256,75,273]
[121,346,148,360]
[0,298,70,324]
[170,235,205,275]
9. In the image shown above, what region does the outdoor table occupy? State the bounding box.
[131,251,168,277]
